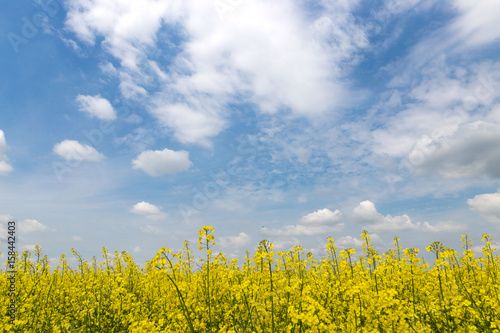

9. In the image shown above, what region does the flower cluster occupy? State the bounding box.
[1,230,499,332]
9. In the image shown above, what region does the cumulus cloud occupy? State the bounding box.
[301,208,342,224]
[336,235,364,249]
[411,122,500,179]
[421,221,466,233]
[0,217,50,238]
[0,130,13,175]
[471,243,500,255]
[262,223,344,237]
[468,191,500,224]
[372,62,500,158]
[352,200,463,232]
[19,219,49,233]
[262,206,344,236]
[352,201,381,222]
[131,201,167,220]
[53,140,105,162]
[132,148,192,176]
[352,200,417,231]
[218,232,250,248]
[76,94,117,120]
[269,237,299,251]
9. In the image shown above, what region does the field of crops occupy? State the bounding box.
[1,226,499,332]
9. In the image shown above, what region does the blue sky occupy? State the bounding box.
[1,0,500,266]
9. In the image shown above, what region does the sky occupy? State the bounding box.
[1,0,500,267]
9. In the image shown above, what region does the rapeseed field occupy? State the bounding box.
[1,226,499,332]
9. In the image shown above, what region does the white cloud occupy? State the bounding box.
[421,221,466,233]
[218,232,250,248]
[367,60,500,197]
[372,62,500,159]
[449,0,500,48]
[471,241,500,255]
[489,104,500,123]
[0,215,13,223]
[0,130,13,175]
[76,94,117,120]
[352,200,466,232]
[132,148,192,176]
[270,237,301,251]
[413,122,500,179]
[147,0,360,145]
[19,219,49,233]
[132,246,141,253]
[131,201,161,215]
[21,244,37,252]
[0,217,50,239]
[65,0,366,145]
[0,215,13,239]
[53,140,105,162]
[352,200,419,231]
[468,191,500,224]
[387,1,500,79]
[150,102,227,147]
[65,0,183,66]
[0,130,9,155]
[371,108,445,157]
[0,161,13,175]
[99,61,117,75]
[352,200,384,224]
[336,235,364,249]
[261,206,344,237]
[131,201,167,220]
[301,208,342,224]
[262,223,344,236]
